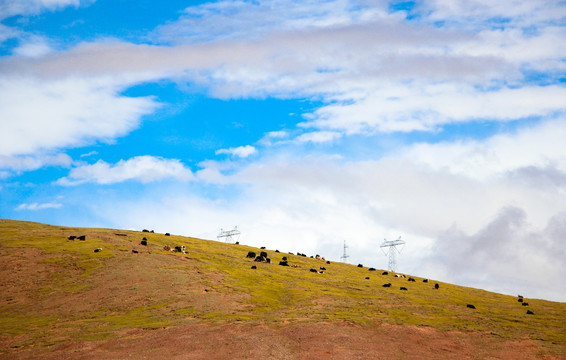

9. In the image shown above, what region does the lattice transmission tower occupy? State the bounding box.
[380,236,405,272]
[217,226,241,243]
[340,240,349,263]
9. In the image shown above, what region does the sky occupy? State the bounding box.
[1,0,565,302]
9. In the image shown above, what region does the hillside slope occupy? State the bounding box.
[1,219,565,359]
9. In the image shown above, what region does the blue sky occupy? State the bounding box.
[1,0,566,302]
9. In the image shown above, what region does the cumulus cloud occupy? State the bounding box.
[215,145,257,158]
[56,156,194,185]
[0,76,159,157]
[420,207,566,301]
[16,202,63,211]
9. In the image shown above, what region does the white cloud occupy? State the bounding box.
[16,202,63,211]
[13,37,54,57]
[56,156,194,185]
[215,145,257,158]
[0,153,72,173]
[0,24,20,43]
[156,0,388,44]
[0,76,160,157]
[296,131,342,143]
[0,0,89,20]
[1,1,562,150]
[80,151,98,158]
[266,130,289,139]
[418,0,566,29]
[259,130,290,146]
[302,84,566,134]
[400,118,566,181]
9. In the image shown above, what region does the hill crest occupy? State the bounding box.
[1,219,565,359]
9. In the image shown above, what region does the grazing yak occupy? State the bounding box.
[527,310,534,315]
[357,264,363,268]
[467,304,476,309]
[310,268,318,273]
[382,283,392,287]
[140,239,148,246]
[253,251,270,263]
[251,265,257,270]
[382,271,389,275]
[246,251,256,258]
[434,283,440,289]
[78,235,86,241]
[400,287,408,291]
[94,248,102,253]
[279,260,289,266]
[68,235,76,240]
[368,268,376,271]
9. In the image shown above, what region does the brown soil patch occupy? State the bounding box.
[3,322,561,360]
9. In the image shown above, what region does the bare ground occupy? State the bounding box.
[3,322,563,360]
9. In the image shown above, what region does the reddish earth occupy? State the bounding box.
[2,322,560,359]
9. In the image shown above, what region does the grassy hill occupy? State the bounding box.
[1,219,565,359]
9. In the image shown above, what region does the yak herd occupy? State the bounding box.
[68,230,537,315]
